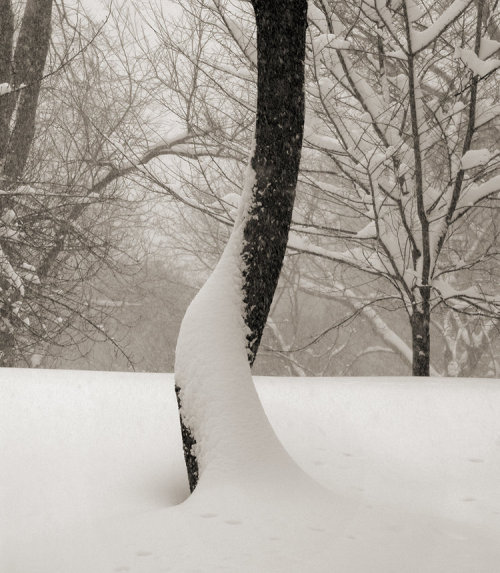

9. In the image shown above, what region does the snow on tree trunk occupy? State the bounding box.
[175,0,308,492]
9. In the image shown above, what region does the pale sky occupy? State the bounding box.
[80,0,109,17]
[79,0,182,19]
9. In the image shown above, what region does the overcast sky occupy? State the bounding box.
[79,0,181,18]
[80,0,108,17]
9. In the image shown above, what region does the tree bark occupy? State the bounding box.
[411,287,431,376]
[0,0,53,366]
[242,0,308,365]
[1,0,53,182]
[177,0,308,492]
[0,0,14,160]
[175,385,199,493]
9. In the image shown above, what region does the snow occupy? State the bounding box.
[0,248,24,295]
[410,0,472,53]
[405,0,425,23]
[305,132,344,152]
[455,47,500,78]
[475,102,500,128]
[479,38,500,60]
[173,143,289,488]
[21,271,41,285]
[307,3,328,33]
[163,127,190,146]
[457,175,500,209]
[215,63,253,81]
[290,233,392,276]
[224,15,257,66]
[221,192,240,207]
[288,233,368,270]
[393,73,409,93]
[386,49,406,60]
[355,220,377,239]
[461,149,491,170]
[219,193,240,217]
[0,82,12,96]
[433,276,466,300]
[1,208,16,225]
[2,368,500,572]
[312,34,351,54]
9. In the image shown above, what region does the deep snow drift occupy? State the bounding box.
[1,368,500,572]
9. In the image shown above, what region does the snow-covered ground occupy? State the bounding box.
[2,368,500,572]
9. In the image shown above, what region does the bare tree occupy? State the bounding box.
[300,0,500,375]
[150,0,500,378]
[0,2,230,367]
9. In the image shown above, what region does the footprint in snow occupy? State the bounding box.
[200,512,217,518]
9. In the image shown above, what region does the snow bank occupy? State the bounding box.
[1,369,500,572]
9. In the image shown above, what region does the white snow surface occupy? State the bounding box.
[1,368,500,573]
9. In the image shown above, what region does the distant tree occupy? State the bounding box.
[298,0,500,376]
[0,2,220,367]
[44,253,196,373]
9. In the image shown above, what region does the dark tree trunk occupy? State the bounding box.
[411,287,431,376]
[178,0,308,492]
[2,0,53,182]
[0,0,14,160]
[0,0,13,83]
[242,0,308,365]
[0,0,53,366]
[175,385,199,493]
